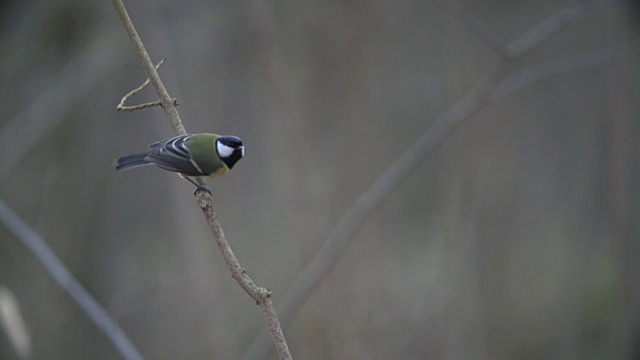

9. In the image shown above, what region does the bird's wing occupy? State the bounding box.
[146,135,203,176]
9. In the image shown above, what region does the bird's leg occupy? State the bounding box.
[182,175,212,196]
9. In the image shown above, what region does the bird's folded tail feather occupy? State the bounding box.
[114,153,150,171]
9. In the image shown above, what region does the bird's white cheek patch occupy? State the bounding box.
[217,143,235,158]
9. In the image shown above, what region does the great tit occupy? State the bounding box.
[115,133,244,193]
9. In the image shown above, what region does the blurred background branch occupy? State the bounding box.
[0,199,143,360]
[245,0,633,358]
[491,44,636,100]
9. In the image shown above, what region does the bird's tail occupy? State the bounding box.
[114,153,151,171]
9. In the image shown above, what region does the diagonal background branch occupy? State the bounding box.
[490,44,636,100]
[0,199,144,360]
[244,1,624,358]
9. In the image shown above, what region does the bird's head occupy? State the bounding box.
[216,136,244,169]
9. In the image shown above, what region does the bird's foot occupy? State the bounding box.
[183,176,212,196]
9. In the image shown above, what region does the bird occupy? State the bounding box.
[114,133,244,194]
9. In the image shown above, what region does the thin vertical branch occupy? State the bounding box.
[0,199,144,360]
[111,0,185,136]
[111,1,292,359]
[198,197,291,360]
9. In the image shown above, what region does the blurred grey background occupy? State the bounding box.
[1,0,639,359]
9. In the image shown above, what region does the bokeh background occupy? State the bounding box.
[1,0,639,359]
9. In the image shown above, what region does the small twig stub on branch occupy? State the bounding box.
[117,58,180,111]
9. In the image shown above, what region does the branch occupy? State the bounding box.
[505,0,616,58]
[243,59,507,360]
[436,0,618,59]
[111,1,292,359]
[245,1,620,358]
[111,0,185,136]
[117,58,181,111]
[0,199,144,360]
[491,44,636,101]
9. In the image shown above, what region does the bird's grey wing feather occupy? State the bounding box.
[146,135,202,176]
